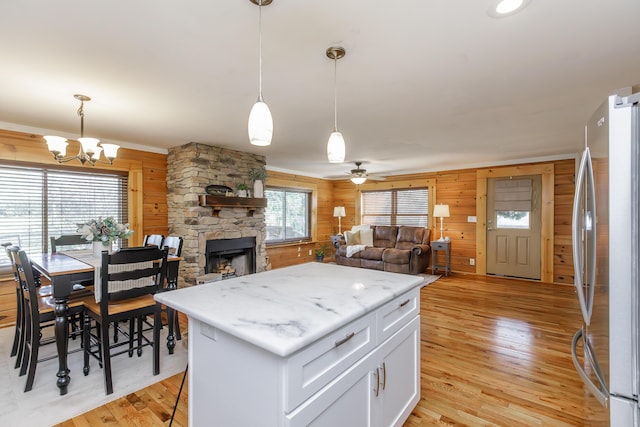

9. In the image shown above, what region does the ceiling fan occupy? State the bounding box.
[348,162,386,184]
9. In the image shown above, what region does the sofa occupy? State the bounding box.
[333,225,431,275]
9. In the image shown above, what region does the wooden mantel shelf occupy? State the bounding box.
[199,195,267,217]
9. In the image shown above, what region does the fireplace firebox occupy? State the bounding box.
[205,237,256,279]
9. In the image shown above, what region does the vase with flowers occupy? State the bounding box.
[77,216,134,256]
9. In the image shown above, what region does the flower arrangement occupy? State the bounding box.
[77,216,134,246]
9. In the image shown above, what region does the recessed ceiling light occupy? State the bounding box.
[487,0,530,18]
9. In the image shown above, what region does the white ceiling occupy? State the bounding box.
[1,1,639,179]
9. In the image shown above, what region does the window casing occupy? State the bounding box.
[0,163,128,273]
[265,187,311,243]
[362,188,429,227]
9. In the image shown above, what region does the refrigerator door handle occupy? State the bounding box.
[572,329,609,407]
[573,147,591,324]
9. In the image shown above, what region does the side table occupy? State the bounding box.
[431,240,451,276]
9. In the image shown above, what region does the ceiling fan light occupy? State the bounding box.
[327,131,345,163]
[44,135,68,157]
[350,176,366,185]
[248,100,273,146]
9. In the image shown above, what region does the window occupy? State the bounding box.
[0,163,128,273]
[362,188,429,227]
[265,187,311,243]
[494,178,532,229]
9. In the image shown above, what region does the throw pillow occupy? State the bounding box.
[352,224,371,233]
[345,230,361,245]
[360,228,374,247]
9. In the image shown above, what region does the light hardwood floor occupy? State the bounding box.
[55,274,608,426]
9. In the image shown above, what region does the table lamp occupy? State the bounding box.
[333,206,346,235]
[433,204,450,241]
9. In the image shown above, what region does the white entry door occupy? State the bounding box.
[486,175,541,280]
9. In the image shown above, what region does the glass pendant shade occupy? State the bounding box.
[101,143,120,160]
[350,176,366,185]
[327,131,345,163]
[248,100,273,146]
[44,135,68,157]
[78,137,100,156]
[90,146,103,160]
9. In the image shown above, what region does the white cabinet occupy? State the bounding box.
[188,287,420,427]
[286,315,419,427]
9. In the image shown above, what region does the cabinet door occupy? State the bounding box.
[375,315,420,427]
[286,350,376,427]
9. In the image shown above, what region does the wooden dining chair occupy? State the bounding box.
[82,245,168,395]
[11,247,86,392]
[142,234,165,248]
[50,234,91,253]
[50,233,95,336]
[3,243,25,368]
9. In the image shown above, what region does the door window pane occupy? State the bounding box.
[496,211,530,229]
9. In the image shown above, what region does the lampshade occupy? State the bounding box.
[248,99,273,146]
[351,176,366,185]
[433,204,450,218]
[333,206,346,217]
[43,135,68,157]
[327,131,345,163]
[101,143,120,160]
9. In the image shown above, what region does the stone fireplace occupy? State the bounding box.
[167,143,268,287]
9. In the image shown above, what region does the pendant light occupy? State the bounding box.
[44,94,119,166]
[248,0,273,146]
[326,46,346,163]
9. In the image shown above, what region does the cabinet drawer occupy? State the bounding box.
[377,288,419,343]
[285,311,376,413]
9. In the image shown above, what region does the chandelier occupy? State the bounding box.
[44,94,119,166]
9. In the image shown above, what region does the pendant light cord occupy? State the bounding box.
[258,1,264,102]
[333,57,338,132]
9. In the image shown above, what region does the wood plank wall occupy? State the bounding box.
[1,128,575,285]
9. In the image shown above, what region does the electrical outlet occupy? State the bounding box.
[470,258,475,266]
[308,249,312,256]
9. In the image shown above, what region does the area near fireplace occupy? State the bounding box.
[167,142,268,287]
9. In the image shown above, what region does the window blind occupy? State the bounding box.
[362,188,428,227]
[0,164,128,273]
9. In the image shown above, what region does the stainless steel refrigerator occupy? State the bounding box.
[571,89,640,426]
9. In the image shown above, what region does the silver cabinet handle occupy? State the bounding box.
[373,367,380,397]
[399,299,410,308]
[334,332,355,347]
[380,362,386,391]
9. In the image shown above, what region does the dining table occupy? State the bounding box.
[29,250,181,395]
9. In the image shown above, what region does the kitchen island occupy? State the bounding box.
[156,262,424,426]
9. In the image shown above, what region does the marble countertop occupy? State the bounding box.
[155,263,424,357]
